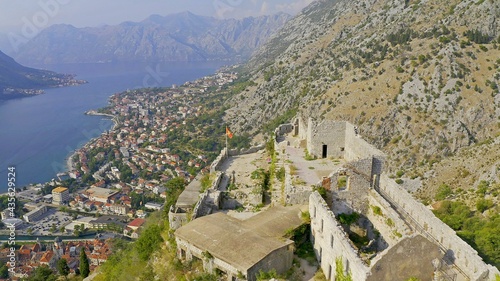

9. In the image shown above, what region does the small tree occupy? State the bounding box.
[80,248,90,278]
[0,264,9,278]
[57,258,70,276]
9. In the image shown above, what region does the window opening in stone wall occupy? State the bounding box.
[321,219,324,232]
[328,264,332,280]
[331,235,334,248]
[319,247,322,262]
[322,144,328,158]
[338,175,348,191]
[340,147,345,151]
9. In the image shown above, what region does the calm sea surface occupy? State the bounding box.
[0,61,225,191]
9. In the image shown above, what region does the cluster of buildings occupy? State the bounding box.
[0,238,112,279]
[1,68,241,279]
[55,70,240,222]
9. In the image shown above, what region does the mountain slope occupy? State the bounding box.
[225,0,499,177]
[0,50,84,99]
[15,12,291,65]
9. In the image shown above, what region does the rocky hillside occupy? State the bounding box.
[0,50,84,100]
[15,11,291,65]
[225,0,500,182]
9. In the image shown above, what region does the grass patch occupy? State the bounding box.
[371,205,383,216]
[337,212,360,225]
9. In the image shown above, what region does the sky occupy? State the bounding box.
[0,0,314,33]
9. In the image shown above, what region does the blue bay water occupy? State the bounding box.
[0,61,225,191]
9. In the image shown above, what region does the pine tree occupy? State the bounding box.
[80,247,90,278]
[57,258,70,276]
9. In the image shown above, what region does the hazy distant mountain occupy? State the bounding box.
[0,50,84,99]
[15,11,291,65]
[0,33,13,55]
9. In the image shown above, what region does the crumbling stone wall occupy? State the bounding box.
[330,169,371,214]
[168,206,189,230]
[310,192,370,281]
[275,123,293,137]
[378,175,500,281]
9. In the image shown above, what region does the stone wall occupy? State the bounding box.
[307,119,347,159]
[275,123,294,137]
[192,172,224,219]
[284,163,311,205]
[378,175,500,281]
[344,122,384,163]
[330,170,371,214]
[228,144,265,157]
[310,191,370,281]
[176,237,243,281]
[247,246,294,281]
[211,148,228,173]
[168,206,189,230]
[365,190,411,246]
[296,116,308,139]
[192,191,209,219]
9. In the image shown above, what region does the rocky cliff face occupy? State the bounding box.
[224,0,500,177]
[15,12,291,64]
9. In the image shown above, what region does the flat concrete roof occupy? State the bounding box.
[176,175,202,208]
[52,187,68,193]
[86,187,119,199]
[175,206,305,271]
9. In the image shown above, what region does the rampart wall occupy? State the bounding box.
[210,148,228,173]
[378,175,500,281]
[310,192,370,281]
[344,122,384,162]
[228,144,265,157]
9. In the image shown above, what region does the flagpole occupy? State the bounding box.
[225,126,228,157]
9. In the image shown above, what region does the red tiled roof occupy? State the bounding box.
[40,251,54,263]
[127,218,145,228]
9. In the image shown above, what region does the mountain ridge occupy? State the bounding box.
[225,0,499,178]
[15,12,292,65]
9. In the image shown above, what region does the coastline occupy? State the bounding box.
[64,110,119,172]
[85,110,119,130]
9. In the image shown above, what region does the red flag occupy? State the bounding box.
[226,126,233,139]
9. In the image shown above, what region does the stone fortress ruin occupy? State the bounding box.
[288,117,500,281]
[169,116,500,281]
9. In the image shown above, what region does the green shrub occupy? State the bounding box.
[476,199,493,213]
[338,212,360,225]
[435,184,452,200]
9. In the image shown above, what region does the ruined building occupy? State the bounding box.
[171,117,499,281]
[289,118,500,281]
